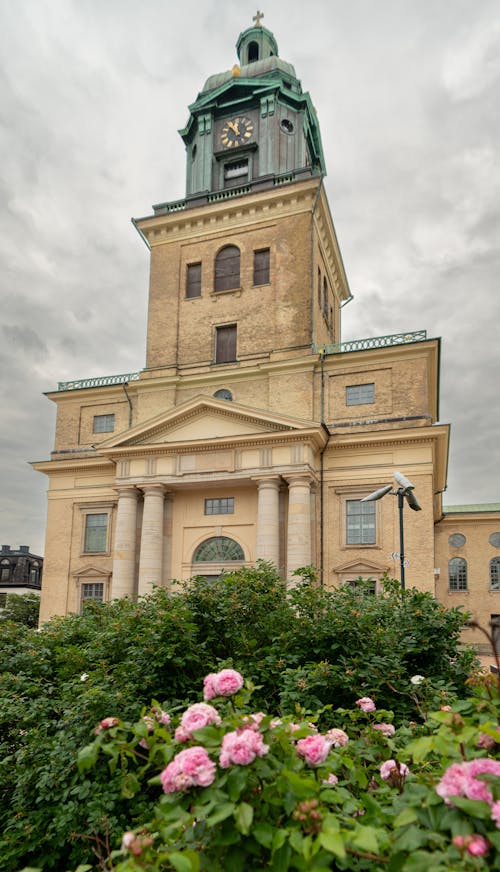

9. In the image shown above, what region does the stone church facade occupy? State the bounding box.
[34,19,500,660]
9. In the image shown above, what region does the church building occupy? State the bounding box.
[34,18,500,661]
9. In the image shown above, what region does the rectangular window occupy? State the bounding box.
[253,248,270,286]
[215,325,237,363]
[186,262,202,298]
[81,582,104,610]
[224,160,248,182]
[93,414,115,433]
[1,566,10,581]
[84,513,108,553]
[346,383,375,406]
[346,500,376,545]
[205,497,234,515]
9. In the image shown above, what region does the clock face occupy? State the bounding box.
[220,116,254,148]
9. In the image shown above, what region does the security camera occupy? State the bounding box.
[394,471,415,491]
[361,485,393,502]
[405,490,422,511]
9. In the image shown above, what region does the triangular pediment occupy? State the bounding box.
[72,564,111,579]
[99,395,321,450]
[333,559,389,575]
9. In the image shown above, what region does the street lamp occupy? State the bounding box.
[361,471,421,590]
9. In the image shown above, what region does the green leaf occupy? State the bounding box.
[120,771,140,799]
[450,797,492,819]
[392,825,427,852]
[272,828,288,852]
[76,743,98,773]
[225,766,248,801]
[205,801,236,827]
[253,822,274,848]
[351,825,380,854]
[404,736,434,763]
[234,801,253,835]
[289,829,304,854]
[393,807,419,828]
[319,830,346,859]
[167,852,200,872]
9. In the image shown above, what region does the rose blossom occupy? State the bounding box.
[467,835,490,857]
[356,697,376,713]
[380,759,410,781]
[160,746,216,793]
[410,675,425,685]
[326,728,349,747]
[373,723,396,738]
[296,734,332,767]
[219,728,269,768]
[203,669,244,700]
[94,716,119,734]
[437,758,500,805]
[203,673,218,701]
[491,801,500,828]
[175,703,221,742]
[322,772,339,786]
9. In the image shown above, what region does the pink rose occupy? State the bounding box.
[160,746,216,793]
[491,800,500,829]
[203,669,244,700]
[373,723,395,738]
[437,758,500,805]
[177,703,221,741]
[467,835,490,857]
[326,728,349,747]
[142,716,155,732]
[380,759,410,783]
[94,716,119,735]
[296,734,332,767]
[219,728,269,768]
[203,673,218,701]
[322,772,339,786]
[356,697,376,713]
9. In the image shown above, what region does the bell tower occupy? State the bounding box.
[135,16,350,379]
[179,16,326,200]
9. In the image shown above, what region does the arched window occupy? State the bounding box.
[213,388,233,401]
[449,557,467,591]
[193,536,244,563]
[490,558,500,591]
[214,245,240,292]
[248,41,259,63]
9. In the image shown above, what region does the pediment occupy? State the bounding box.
[100,395,320,450]
[333,559,389,575]
[72,564,111,579]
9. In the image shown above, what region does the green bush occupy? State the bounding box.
[0,567,475,870]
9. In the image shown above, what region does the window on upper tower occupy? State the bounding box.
[214,246,240,292]
[490,558,500,591]
[93,414,115,433]
[215,325,237,364]
[224,160,249,188]
[186,262,202,298]
[248,41,259,63]
[253,249,270,286]
[346,384,375,406]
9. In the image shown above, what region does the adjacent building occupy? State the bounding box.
[33,19,500,662]
[0,545,43,608]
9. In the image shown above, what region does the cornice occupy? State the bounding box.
[328,424,450,452]
[99,426,327,459]
[136,178,319,247]
[31,458,115,475]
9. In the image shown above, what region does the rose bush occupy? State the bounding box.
[47,668,500,871]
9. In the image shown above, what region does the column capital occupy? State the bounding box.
[140,483,170,497]
[114,485,140,500]
[251,474,282,489]
[282,472,315,487]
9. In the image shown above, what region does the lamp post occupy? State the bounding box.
[361,471,421,590]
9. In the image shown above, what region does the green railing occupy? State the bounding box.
[57,372,140,392]
[316,330,427,355]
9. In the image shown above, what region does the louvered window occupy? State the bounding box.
[214,246,240,292]
[215,325,237,363]
[186,262,202,298]
[253,248,270,286]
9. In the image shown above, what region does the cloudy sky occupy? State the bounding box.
[1,0,499,555]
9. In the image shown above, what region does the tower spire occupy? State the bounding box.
[253,10,264,27]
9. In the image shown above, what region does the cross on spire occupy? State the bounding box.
[253,10,264,27]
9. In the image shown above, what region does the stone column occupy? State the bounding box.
[284,474,313,584]
[112,486,139,600]
[254,476,281,567]
[138,484,166,597]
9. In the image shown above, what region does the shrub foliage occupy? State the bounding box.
[0,566,476,870]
